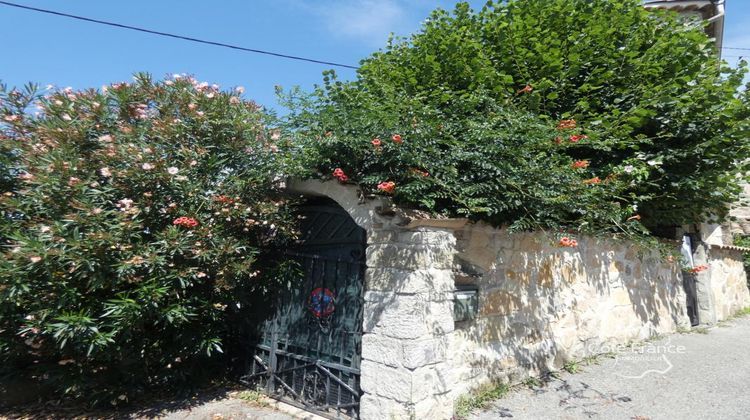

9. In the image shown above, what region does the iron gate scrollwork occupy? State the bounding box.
[242,199,365,419]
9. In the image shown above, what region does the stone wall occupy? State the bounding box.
[705,246,750,321]
[286,179,750,420]
[449,225,692,399]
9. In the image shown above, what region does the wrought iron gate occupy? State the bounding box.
[242,199,366,419]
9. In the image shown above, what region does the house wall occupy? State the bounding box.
[449,225,692,399]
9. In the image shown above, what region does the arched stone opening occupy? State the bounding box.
[244,190,368,418]
[285,179,461,419]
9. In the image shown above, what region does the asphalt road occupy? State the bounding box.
[473,316,750,420]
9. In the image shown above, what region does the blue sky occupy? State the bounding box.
[1,1,748,111]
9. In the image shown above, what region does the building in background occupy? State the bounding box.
[644,1,726,56]
[646,1,743,244]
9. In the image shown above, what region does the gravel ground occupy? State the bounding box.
[472,316,750,420]
[152,396,293,420]
[0,389,296,420]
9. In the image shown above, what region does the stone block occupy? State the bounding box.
[365,268,455,294]
[560,262,582,285]
[505,269,531,286]
[413,392,455,419]
[363,293,454,339]
[359,394,411,419]
[367,230,398,244]
[361,333,403,368]
[411,363,453,400]
[366,244,399,268]
[360,360,412,402]
[508,321,543,345]
[480,289,522,316]
[367,243,455,270]
[518,233,543,252]
[610,288,632,307]
[473,315,511,343]
[402,336,448,369]
[538,258,555,288]
[458,248,497,272]
[398,230,456,245]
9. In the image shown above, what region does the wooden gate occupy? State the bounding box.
[242,198,366,419]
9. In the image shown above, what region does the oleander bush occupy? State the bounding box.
[286,0,750,236]
[0,74,299,405]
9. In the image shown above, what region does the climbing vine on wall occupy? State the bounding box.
[286,0,750,237]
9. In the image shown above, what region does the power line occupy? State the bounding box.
[0,1,359,70]
[0,0,746,69]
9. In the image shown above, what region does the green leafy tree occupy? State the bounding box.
[0,74,298,405]
[287,0,750,234]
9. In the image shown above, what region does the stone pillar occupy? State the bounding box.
[359,226,458,419]
[692,242,717,325]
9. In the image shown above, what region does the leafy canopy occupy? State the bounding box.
[287,0,750,234]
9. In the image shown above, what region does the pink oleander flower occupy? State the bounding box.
[117,198,134,210]
[173,216,199,228]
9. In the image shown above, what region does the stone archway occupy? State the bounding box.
[286,179,461,419]
[243,192,367,419]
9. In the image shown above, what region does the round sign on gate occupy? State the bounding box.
[308,287,336,318]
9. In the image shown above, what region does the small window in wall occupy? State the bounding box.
[454,285,478,322]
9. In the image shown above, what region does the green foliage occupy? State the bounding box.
[287,0,750,235]
[454,382,509,419]
[563,360,581,374]
[0,74,299,406]
[235,389,269,407]
[522,376,543,388]
[731,307,750,318]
